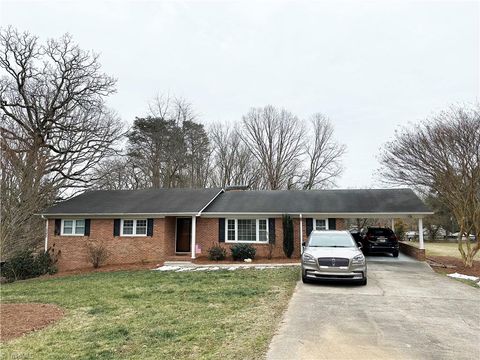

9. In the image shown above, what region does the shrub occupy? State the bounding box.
[87,243,109,268]
[230,243,256,261]
[1,246,59,282]
[394,219,407,241]
[35,248,59,275]
[208,245,227,261]
[283,214,294,258]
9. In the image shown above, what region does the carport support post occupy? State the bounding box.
[44,216,48,252]
[299,214,303,254]
[391,219,395,232]
[418,218,424,249]
[191,216,196,259]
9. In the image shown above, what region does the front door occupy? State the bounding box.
[176,218,191,253]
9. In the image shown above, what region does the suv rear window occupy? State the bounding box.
[368,228,393,236]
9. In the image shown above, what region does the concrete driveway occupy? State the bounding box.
[267,259,479,360]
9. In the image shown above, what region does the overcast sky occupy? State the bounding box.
[2,0,479,188]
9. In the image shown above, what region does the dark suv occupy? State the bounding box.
[360,227,399,257]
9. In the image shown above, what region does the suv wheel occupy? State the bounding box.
[392,250,399,258]
[360,277,367,286]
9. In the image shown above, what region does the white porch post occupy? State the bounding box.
[44,217,49,253]
[391,218,395,232]
[191,216,197,259]
[418,218,424,249]
[299,214,303,254]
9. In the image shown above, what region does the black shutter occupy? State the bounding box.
[328,218,336,230]
[268,218,276,244]
[306,218,313,236]
[84,219,91,236]
[54,219,61,236]
[219,218,225,242]
[147,218,154,236]
[113,219,121,236]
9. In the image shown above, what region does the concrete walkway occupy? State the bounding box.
[366,252,419,263]
[267,260,479,360]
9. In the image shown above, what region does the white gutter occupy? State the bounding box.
[40,212,198,217]
[201,211,434,217]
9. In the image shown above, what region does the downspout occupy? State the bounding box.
[42,215,48,253]
[299,214,303,255]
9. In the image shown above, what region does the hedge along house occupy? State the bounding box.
[41,187,432,271]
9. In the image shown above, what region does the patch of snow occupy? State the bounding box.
[447,272,479,282]
[153,264,292,272]
[154,266,181,271]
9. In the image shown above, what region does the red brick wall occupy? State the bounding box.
[48,218,172,271]
[399,241,425,261]
[195,217,346,260]
[336,218,347,230]
[164,217,176,255]
[195,217,286,259]
[48,216,348,270]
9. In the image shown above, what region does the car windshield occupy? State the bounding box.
[308,233,356,247]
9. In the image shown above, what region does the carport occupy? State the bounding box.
[294,188,433,258]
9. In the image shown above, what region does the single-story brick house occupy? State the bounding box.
[41,187,431,271]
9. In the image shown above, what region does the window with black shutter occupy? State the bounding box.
[219,218,225,242]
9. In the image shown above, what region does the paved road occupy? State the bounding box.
[267,260,479,360]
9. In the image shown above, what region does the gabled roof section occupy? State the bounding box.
[42,188,223,216]
[203,188,431,214]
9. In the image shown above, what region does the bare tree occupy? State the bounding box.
[0,27,123,257]
[380,104,480,267]
[91,157,148,190]
[148,94,196,125]
[240,106,305,190]
[209,123,261,189]
[302,114,346,189]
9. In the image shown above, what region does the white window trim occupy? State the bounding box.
[61,219,85,236]
[314,218,329,231]
[225,218,269,243]
[120,219,148,237]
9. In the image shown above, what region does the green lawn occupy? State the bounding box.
[408,241,479,259]
[1,268,299,360]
